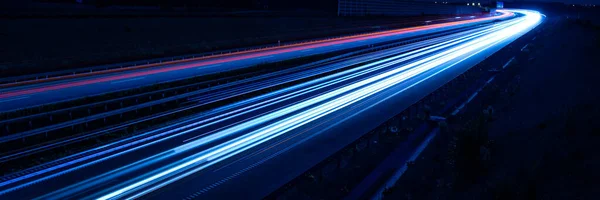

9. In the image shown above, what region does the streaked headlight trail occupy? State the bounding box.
[0,9,541,200]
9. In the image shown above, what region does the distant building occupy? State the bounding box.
[337,0,484,16]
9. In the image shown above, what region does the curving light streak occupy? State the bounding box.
[0,10,540,200]
[0,17,507,195]
[96,10,541,200]
[95,26,509,199]
[0,11,513,100]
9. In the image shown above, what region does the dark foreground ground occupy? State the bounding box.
[384,14,600,200]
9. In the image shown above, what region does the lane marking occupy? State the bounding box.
[300,49,313,52]
[371,128,438,199]
[0,96,30,103]
[466,91,479,103]
[256,55,274,60]
[521,44,529,51]
[110,77,145,84]
[182,131,215,143]
[502,57,516,69]
[532,36,537,41]
[451,76,496,116]
[485,76,496,84]
[198,64,222,69]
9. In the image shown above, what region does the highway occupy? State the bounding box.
[0,12,512,112]
[0,9,542,200]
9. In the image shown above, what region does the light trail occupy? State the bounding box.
[95,10,542,200]
[0,20,502,194]
[0,11,512,100]
[0,9,541,200]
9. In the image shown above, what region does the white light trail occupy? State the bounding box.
[98,10,542,200]
[0,17,502,197]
